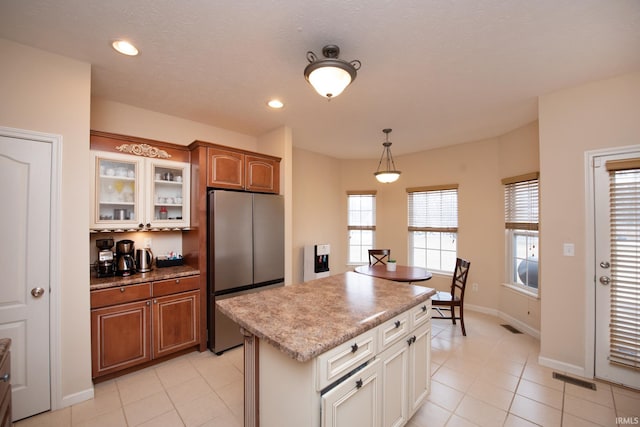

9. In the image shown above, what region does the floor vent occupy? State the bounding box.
[500,324,522,334]
[552,372,597,390]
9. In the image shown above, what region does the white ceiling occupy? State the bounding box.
[1,1,639,159]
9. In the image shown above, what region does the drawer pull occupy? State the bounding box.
[120,288,125,293]
[351,343,358,353]
[407,336,416,346]
[175,279,181,284]
[355,378,363,389]
[1,373,9,382]
[421,305,427,312]
[394,320,401,329]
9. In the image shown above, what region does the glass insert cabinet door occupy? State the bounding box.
[149,159,190,226]
[93,154,142,228]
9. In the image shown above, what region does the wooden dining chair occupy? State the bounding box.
[431,258,471,336]
[368,249,391,265]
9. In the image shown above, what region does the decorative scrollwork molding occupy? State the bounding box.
[115,143,171,159]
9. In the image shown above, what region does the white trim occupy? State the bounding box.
[464,304,541,339]
[537,356,586,378]
[0,126,63,413]
[59,388,94,408]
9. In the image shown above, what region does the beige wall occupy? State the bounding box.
[292,122,540,333]
[538,72,640,373]
[0,39,92,404]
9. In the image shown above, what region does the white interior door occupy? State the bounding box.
[594,150,640,389]
[0,133,52,419]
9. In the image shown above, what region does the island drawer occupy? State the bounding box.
[410,300,431,329]
[317,329,377,391]
[377,311,411,352]
[90,283,152,309]
[152,275,199,297]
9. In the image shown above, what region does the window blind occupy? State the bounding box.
[407,186,458,232]
[503,174,539,230]
[348,193,376,231]
[607,164,640,370]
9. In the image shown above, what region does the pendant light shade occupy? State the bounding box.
[304,45,361,99]
[374,129,401,183]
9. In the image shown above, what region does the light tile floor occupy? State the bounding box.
[15,311,640,427]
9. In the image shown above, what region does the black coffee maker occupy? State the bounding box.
[115,239,136,276]
[95,238,116,277]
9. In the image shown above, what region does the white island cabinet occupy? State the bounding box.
[216,272,435,427]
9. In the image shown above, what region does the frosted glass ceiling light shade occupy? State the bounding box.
[111,40,139,56]
[304,45,361,99]
[374,129,401,183]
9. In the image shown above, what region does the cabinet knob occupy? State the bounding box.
[394,320,401,329]
[175,279,181,284]
[138,223,144,229]
[355,378,363,389]
[120,287,125,293]
[407,336,416,346]
[146,301,150,306]
[153,299,157,304]
[351,343,359,353]
[146,223,151,228]
[421,305,427,312]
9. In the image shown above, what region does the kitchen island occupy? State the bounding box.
[217,271,436,427]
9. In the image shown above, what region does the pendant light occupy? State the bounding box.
[374,129,401,183]
[304,45,361,100]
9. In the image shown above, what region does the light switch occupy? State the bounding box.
[563,243,575,257]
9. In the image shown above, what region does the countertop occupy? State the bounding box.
[90,265,200,291]
[0,338,10,363]
[216,272,435,363]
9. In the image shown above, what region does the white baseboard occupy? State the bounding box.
[537,356,586,378]
[464,304,540,339]
[55,387,94,410]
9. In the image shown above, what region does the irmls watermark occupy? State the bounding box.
[617,417,640,425]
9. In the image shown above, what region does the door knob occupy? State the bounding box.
[31,287,45,298]
[599,276,611,286]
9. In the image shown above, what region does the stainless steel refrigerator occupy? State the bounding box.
[208,190,284,354]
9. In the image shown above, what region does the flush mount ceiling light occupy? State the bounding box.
[111,40,139,56]
[304,45,361,100]
[374,129,401,183]
[267,99,284,109]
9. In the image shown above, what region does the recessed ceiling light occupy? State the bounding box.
[112,40,139,56]
[267,99,284,109]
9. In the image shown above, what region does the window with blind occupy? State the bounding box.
[503,173,539,293]
[347,192,376,264]
[407,185,458,272]
[606,159,640,370]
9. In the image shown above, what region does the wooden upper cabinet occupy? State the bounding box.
[246,154,280,194]
[203,144,280,194]
[207,147,244,189]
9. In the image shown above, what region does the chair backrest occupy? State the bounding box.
[368,249,391,265]
[451,258,471,299]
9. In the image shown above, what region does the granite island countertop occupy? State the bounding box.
[90,265,200,291]
[216,271,435,363]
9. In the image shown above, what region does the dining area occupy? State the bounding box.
[354,249,471,336]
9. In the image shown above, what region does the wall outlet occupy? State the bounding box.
[472,283,478,292]
[144,238,152,248]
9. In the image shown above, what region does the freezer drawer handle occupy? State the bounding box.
[351,343,358,353]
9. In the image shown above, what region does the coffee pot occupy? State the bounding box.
[115,239,136,276]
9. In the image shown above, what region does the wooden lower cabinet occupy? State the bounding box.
[0,344,11,427]
[152,291,200,358]
[91,277,201,379]
[91,300,151,378]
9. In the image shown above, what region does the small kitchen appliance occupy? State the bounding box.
[115,239,136,276]
[135,248,154,272]
[95,238,116,277]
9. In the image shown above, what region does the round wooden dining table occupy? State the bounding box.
[354,264,432,282]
